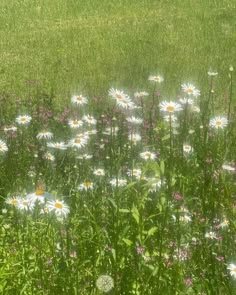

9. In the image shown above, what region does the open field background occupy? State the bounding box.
[0,1,236,294]
[0,0,235,99]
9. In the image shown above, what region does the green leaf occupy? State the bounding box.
[122,238,133,246]
[131,205,140,224]
[147,226,158,236]
[119,208,130,213]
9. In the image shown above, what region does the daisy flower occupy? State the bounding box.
[179,97,194,105]
[159,101,183,113]
[68,137,88,149]
[222,164,235,172]
[77,153,93,160]
[108,88,129,101]
[126,116,143,124]
[93,169,105,176]
[110,178,127,187]
[83,115,97,125]
[181,83,200,97]
[134,91,149,98]
[71,94,88,106]
[127,168,142,179]
[0,140,8,153]
[4,126,17,132]
[183,144,193,153]
[190,105,201,113]
[84,129,97,136]
[209,116,228,129]
[116,97,135,109]
[78,181,94,191]
[208,71,218,76]
[148,75,164,83]
[36,130,53,140]
[68,119,83,129]
[179,214,192,223]
[15,115,32,125]
[27,186,50,204]
[46,199,70,217]
[163,114,178,122]
[128,133,142,144]
[140,151,156,160]
[103,127,119,136]
[227,263,236,279]
[148,179,162,192]
[219,218,229,228]
[205,231,217,239]
[5,196,21,206]
[47,141,67,150]
[17,198,35,211]
[43,152,55,161]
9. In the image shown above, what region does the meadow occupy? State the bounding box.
[0,0,236,294]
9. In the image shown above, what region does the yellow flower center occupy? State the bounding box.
[146,152,151,158]
[75,138,81,144]
[55,202,63,209]
[21,118,27,122]
[115,94,122,100]
[186,88,193,94]
[23,201,28,206]
[73,120,78,125]
[215,121,222,126]
[35,189,44,196]
[83,182,91,187]
[11,199,18,205]
[76,96,82,101]
[166,106,175,112]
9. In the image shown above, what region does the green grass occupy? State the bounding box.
[0,0,235,99]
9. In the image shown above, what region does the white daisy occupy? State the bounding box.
[5,196,21,206]
[209,116,228,129]
[181,83,200,97]
[71,94,88,106]
[103,127,119,136]
[68,119,83,129]
[4,126,17,132]
[222,164,235,172]
[163,114,178,122]
[159,101,183,113]
[128,133,142,144]
[208,71,218,76]
[93,169,105,176]
[205,231,217,239]
[0,140,8,153]
[148,75,164,83]
[36,130,53,140]
[110,178,127,187]
[78,181,94,191]
[148,179,162,192]
[190,105,201,113]
[227,263,236,279]
[116,97,135,109]
[108,88,129,101]
[179,97,194,105]
[134,91,149,98]
[179,214,192,223]
[68,137,88,149]
[17,198,35,211]
[47,142,67,150]
[127,168,142,178]
[84,129,97,136]
[83,115,97,125]
[26,188,50,204]
[43,152,55,161]
[140,151,156,160]
[46,199,70,217]
[126,116,143,124]
[15,115,32,125]
[219,218,229,228]
[76,153,93,160]
[183,144,193,153]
